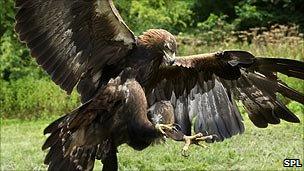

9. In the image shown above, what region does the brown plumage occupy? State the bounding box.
[138,29,176,50]
[42,68,165,171]
[15,0,304,170]
[148,101,175,125]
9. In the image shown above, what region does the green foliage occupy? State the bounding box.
[234,0,304,31]
[0,31,44,80]
[116,0,194,34]
[0,0,42,81]
[192,0,239,22]
[234,3,271,30]
[0,0,15,37]
[195,14,234,43]
[0,77,80,119]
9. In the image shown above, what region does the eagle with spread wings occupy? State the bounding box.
[15,0,304,171]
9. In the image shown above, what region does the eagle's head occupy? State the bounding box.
[138,29,177,66]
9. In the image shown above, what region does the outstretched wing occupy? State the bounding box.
[147,51,303,141]
[15,0,135,102]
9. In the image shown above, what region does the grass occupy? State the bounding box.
[1,106,303,170]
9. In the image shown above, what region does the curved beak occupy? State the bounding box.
[163,50,175,66]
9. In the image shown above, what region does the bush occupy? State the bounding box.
[234,3,271,30]
[0,0,43,81]
[191,0,239,22]
[116,0,194,35]
[234,0,304,32]
[0,77,80,119]
[193,14,234,44]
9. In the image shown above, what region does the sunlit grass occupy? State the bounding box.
[1,108,303,170]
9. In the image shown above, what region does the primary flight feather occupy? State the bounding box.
[15,0,304,170]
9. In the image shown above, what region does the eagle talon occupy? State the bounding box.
[155,123,175,135]
[181,133,215,157]
[181,146,190,157]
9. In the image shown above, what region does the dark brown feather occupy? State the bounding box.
[15,0,135,99]
[147,50,303,141]
[42,69,163,171]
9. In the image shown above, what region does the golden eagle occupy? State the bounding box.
[15,0,303,170]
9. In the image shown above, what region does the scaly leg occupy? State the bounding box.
[181,133,216,157]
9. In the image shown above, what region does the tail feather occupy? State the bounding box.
[42,103,98,171]
[44,141,62,165]
[44,99,92,136]
[43,115,66,135]
[42,72,130,171]
[42,129,61,150]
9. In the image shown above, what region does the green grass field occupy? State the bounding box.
[1,104,303,170]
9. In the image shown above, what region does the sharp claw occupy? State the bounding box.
[181,140,190,157]
[173,123,182,131]
[212,134,218,140]
[196,132,203,138]
[163,136,169,145]
[155,124,165,135]
[196,135,213,141]
[155,124,175,135]
[181,148,189,157]
[172,126,178,132]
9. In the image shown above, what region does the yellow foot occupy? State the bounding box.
[155,123,177,135]
[181,133,216,157]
